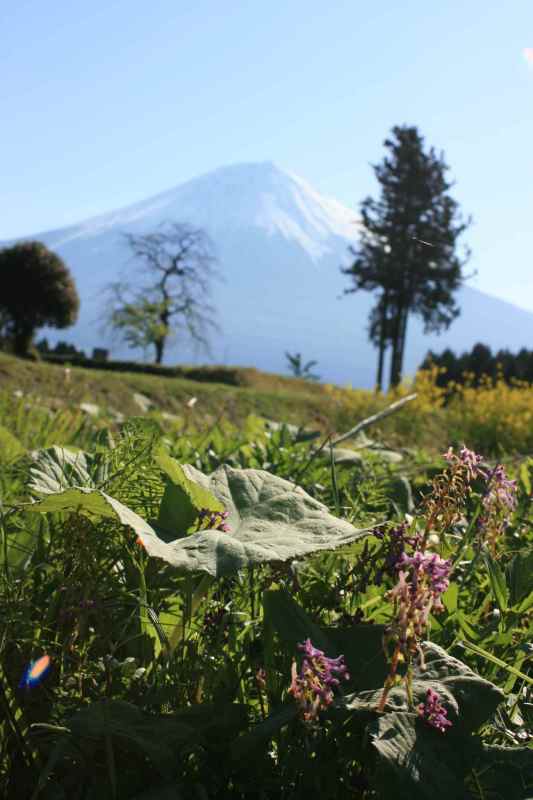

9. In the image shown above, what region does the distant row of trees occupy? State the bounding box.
[421,343,533,386]
[36,338,86,359]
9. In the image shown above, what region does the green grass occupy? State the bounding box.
[0,352,341,429]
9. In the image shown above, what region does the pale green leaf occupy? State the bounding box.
[25,465,366,577]
[28,446,94,494]
[481,548,509,613]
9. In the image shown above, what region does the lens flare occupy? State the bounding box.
[19,655,51,688]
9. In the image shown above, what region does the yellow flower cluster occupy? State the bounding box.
[324,366,533,454]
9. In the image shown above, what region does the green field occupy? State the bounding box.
[0,355,532,799]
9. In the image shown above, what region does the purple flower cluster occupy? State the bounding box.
[288,638,350,722]
[379,551,451,711]
[389,551,451,635]
[483,464,517,518]
[424,446,487,535]
[443,446,486,482]
[373,524,423,584]
[479,463,517,550]
[418,688,453,733]
[435,447,517,551]
[197,507,230,533]
[397,551,451,603]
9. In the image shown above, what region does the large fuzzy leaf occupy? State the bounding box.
[28,445,110,494]
[331,642,505,798]
[29,446,94,494]
[470,744,533,800]
[337,642,506,800]
[341,641,504,734]
[368,719,533,800]
[26,486,156,538]
[368,711,471,800]
[26,465,366,577]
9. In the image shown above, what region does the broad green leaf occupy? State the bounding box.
[25,487,157,541]
[470,743,533,800]
[262,589,332,653]
[341,641,504,735]
[336,642,505,800]
[0,424,25,464]
[481,548,509,613]
[442,582,459,614]
[63,700,199,778]
[28,446,94,494]
[25,465,366,577]
[507,549,533,607]
[231,704,297,760]
[161,464,367,577]
[369,711,471,800]
[154,448,223,541]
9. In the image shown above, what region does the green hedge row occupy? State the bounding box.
[40,354,247,386]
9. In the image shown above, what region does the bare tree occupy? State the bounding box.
[105,222,220,364]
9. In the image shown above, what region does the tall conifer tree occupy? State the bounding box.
[342,125,471,389]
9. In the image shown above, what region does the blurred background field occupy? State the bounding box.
[1,354,533,457]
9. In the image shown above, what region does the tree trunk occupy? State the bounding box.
[154,337,165,365]
[375,293,388,393]
[13,324,34,357]
[154,303,169,365]
[388,304,404,389]
[376,340,385,394]
[396,307,410,386]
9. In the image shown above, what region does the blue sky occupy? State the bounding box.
[2,1,532,310]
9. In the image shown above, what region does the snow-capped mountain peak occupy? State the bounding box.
[36,161,360,262]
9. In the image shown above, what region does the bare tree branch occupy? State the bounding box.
[104,222,221,364]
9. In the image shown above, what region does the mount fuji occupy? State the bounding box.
[4,161,533,387]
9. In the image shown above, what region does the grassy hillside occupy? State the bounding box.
[2,353,533,456]
[0,352,337,426]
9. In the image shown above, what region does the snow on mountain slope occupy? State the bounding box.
[3,161,533,388]
[34,162,359,261]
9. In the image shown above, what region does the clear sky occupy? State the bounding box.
[2,1,532,311]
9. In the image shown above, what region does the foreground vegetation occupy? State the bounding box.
[0,359,532,798]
